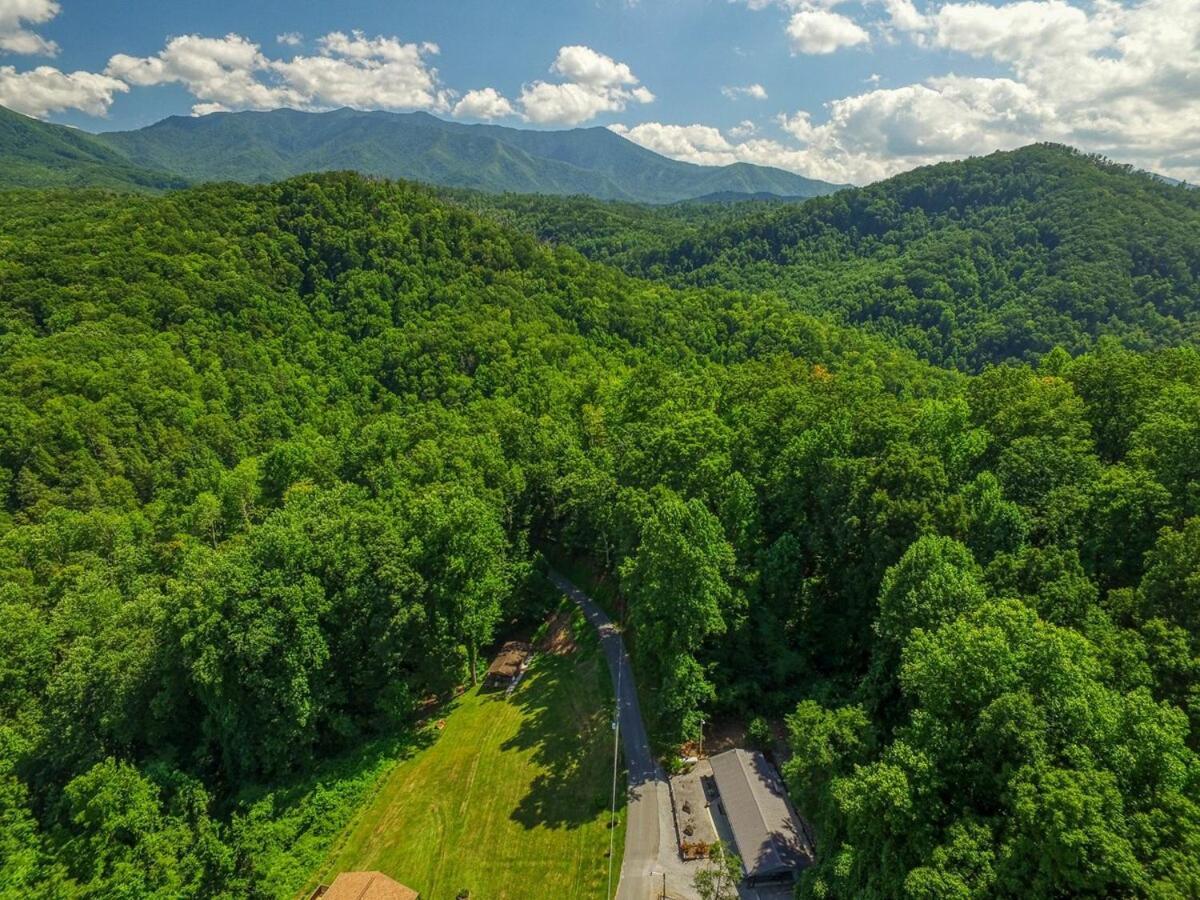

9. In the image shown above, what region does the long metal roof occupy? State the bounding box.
[709,748,814,880]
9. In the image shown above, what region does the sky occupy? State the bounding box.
[0,0,1196,184]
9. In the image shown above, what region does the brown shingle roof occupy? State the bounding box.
[323,871,418,900]
[485,641,533,679]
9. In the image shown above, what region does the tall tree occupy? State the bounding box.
[621,490,735,739]
[412,487,511,684]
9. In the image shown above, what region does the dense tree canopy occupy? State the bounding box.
[472,145,1200,371]
[2,153,1200,897]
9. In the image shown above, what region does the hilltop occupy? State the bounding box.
[477,144,1200,369]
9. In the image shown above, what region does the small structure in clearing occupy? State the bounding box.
[313,870,419,900]
[708,748,814,886]
[483,640,533,690]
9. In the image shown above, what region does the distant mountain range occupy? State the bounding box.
[0,105,844,202]
[0,105,186,191]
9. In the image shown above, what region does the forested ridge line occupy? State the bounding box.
[1,171,1200,897]
[463,143,1200,372]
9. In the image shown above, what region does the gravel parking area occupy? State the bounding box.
[669,760,719,853]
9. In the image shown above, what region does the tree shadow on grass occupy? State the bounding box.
[499,649,628,831]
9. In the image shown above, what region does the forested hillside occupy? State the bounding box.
[473,145,1200,370]
[93,108,841,202]
[0,106,187,191]
[3,171,1200,898]
[0,173,921,896]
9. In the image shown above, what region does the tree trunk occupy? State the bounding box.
[469,642,478,685]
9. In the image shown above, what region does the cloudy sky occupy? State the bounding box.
[0,0,1196,184]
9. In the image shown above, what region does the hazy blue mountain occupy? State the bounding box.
[1154,172,1197,189]
[92,107,843,202]
[0,105,187,191]
[678,190,816,204]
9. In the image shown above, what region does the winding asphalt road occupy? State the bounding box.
[550,571,699,900]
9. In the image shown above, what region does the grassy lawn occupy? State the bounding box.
[310,608,626,899]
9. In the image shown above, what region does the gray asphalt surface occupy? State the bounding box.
[551,571,700,900]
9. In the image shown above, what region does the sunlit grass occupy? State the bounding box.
[310,608,626,899]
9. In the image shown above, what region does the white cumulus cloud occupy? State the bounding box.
[0,64,127,116]
[933,0,1106,63]
[519,45,653,125]
[0,0,60,55]
[880,0,929,34]
[786,8,870,54]
[611,122,737,164]
[453,86,514,120]
[274,32,450,111]
[521,81,626,125]
[612,120,855,183]
[706,0,1200,183]
[722,83,768,100]
[550,44,638,87]
[106,30,452,116]
[615,74,1061,185]
[107,33,296,113]
[730,119,758,138]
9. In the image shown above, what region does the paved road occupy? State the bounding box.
[550,571,700,900]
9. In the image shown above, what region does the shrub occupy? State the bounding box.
[748,716,772,750]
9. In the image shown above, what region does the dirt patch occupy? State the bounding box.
[680,716,748,760]
[539,610,578,655]
[670,758,719,857]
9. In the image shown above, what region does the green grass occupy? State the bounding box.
[309,608,626,899]
[231,734,429,900]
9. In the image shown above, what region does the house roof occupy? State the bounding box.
[323,871,418,900]
[485,641,533,678]
[709,749,813,880]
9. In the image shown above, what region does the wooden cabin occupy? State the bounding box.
[483,641,533,690]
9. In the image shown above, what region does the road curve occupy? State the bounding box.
[550,571,697,900]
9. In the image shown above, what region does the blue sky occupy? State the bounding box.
[1,0,1196,183]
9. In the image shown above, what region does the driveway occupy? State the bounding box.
[550,571,702,900]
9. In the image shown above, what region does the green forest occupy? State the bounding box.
[2,146,1200,898]
[472,144,1200,371]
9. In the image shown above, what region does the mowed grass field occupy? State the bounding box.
[311,609,626,899]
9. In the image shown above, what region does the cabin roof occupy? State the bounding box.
[709,748,813,880]
[485,641,533,679]
[323,870,418,900]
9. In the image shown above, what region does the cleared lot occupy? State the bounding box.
[312,609,625,899]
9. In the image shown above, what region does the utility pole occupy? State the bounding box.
[607,657,621,899]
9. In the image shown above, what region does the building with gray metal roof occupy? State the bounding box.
[708,748,814,884]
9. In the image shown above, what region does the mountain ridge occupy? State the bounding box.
[0,104,842,202]
[0,105,188,191]
[578,143,1200,368]
[92,107,845,202]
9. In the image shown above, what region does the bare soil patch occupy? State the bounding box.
[539,610,578,655]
